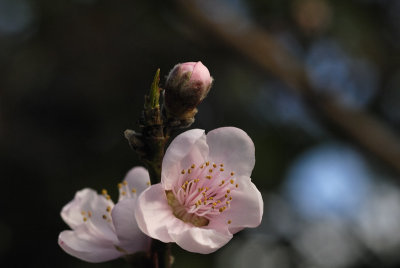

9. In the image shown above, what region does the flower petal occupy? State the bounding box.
[169,227,232,254]
[61,188,117,242]
[58,228,122,263]
[206,127,255,177]
[135,183,176,242]
[119,167,151,201]
[162,129,209,190]
[112,198,151,253]
[209,176,263,234]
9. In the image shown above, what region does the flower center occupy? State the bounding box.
[167,161,238,226]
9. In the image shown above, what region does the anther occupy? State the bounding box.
[191,164,195,169]
[236,184,238,188]
[220,164,224,167]
[102,189,108,195]
[105,195,111,200]
[213,202,217,206]
[230,179,234,184]
[117,183,122,189]
[227,189,231,193]
[146,181,151,186]
[219,208,224,212]
[209,169,213,173]
[81,211,86,216]
[231,172,235,176]
[132,188,136,193]
[225,194,228,198]
[106,206,111,212]
[213,163,217,168]
[220,168,224,171]
[228,220,232,224]
[88,211,92,217]
[83,217,87,222]
[123,181,127,186]
[181,170,185,174]
[206,175,212,179]
[206,161,210,166]
[200,165,204,169]
[188,169,192,174]
[102,214,107,220]
[121,191,126,196]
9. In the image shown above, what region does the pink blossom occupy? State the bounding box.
[135,127,263,254]
[58,167,151,262]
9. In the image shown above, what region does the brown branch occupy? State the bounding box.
[175,0,400,174]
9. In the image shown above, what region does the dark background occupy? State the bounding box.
[1,0,400,267]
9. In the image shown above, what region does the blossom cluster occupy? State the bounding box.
[58,62,263,263]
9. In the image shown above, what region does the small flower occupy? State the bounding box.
[164,61,213,121]
[135,127,263,254]
[58,167,151,263]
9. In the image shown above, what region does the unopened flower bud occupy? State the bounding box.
[164,61,213,121]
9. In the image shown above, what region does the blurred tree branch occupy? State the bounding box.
[175,0,400,174]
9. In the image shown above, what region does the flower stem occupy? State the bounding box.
[125,69,172,268]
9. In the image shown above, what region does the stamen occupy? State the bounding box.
[132,188,136,193]
[231,172,235,176]
[206,161,210,166]
[228,220,232,224]
[213,163,217,168]
[117,183,122,189]
[83,217,87,222]
[101,189,108,195]
[146,181,151,186]
[123,181,128,186]
[191,164,196,169]
[220,168,224,171]
[209,169,213,173]
[102,214,107,220]
[181,169,185,174]
[106,206,111,212]
[230,179,234,184]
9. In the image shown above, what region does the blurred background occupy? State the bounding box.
[1,0,400,267]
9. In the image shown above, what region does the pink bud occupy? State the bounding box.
[164,61,213,120]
